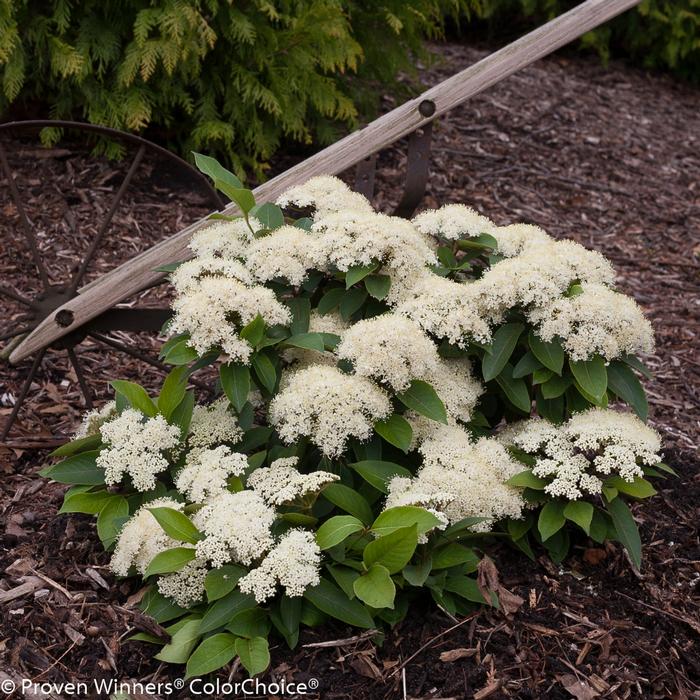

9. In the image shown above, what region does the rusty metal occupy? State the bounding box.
[0,120,220,439]
[354,155,377,199]
[394,120,434,218]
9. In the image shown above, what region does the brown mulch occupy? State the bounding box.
[1,42,699,699]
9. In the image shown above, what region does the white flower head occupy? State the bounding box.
[193,490,275,567]
[111,497,184,576]
[238,529,321,603]
[336,314,440,392]
[73,400,116,439]
[246,225,319,286]
[157,559,208,608]
[169,276,291,362]
[413,204,496,241]
[269,364,392,457]
[247,456,339,505]
[176,445,248,501]
[189,398,242,449]
[97,409,180,491]
[188,218,260,259]
[276,176,374,219]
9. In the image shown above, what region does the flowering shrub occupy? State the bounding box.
[42,160,672,678]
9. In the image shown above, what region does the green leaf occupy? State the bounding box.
[239,314,265,346]
[317,287,345,315]
[339,287,368,320]
[59,489,114,514]
[607,361,648,420]
[282,332,325,352]
[200,590,257,634]
[287,297,311,334]
[607,497,642,569]
[538,501,566,541]
[192,153,243,188]
[605,476,657,499]
[316,516,365,550]
[506,469,547,490]
[185,633,238,678]
[226,608,271,638]
[215,180,255,213]
[220,363,250,413]
[235,637,270,676]
[50,434,101,458]
[111,380,157,416]
[443,576,488,604]
[303,578,375,628]
[622,354,653,379]
[374,414,412,453]
[397,380,448,424]
[482,323,524,381]
[322,483,373,525]
[171,389,195,436]
[431,544,480,571]
[353,564,395,609]
[148,507,200,544]
[205,565,246,602]
[365,274,391,300]
[327,565,360,599]
[41,451,105,485]
[154,261,184,274]
[270,596,302,648]
[140,588,187,624]
[532,367,554,385]
[455,232,498,250]
[512,351,543,379]
[349,460,412,493]
[250,202,284,229]
[162,338,198,366]
[145,547,196,577]
[403,556,433,586]
[345,263,378,288]
[363,524,418,574]
[563,501,594,535]
[156,618,202,664]
[529,332,565,375]
[495,365,531,413]
[541,374,571,399]
[157,366,189,419]
[251,353,277,393]
[371,506,442,537]
[96,496,129,549]
[569,356,607,401]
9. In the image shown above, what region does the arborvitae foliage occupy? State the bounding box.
[0,0,468,176]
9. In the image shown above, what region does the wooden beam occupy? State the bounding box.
[9,0,641,364]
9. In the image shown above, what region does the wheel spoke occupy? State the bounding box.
[0,349,45,441]
[0,142,52,291]
[66,347,93,410]
[68,144,146,294]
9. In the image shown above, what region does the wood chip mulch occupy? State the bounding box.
[0,43,698,699]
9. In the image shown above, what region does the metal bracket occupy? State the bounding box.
[394,119,433,219]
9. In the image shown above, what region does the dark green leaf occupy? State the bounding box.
[282,332,325,352]
[317,287,345,315]
[287,297,311,334]
[303,578,374,628]
[363,524,418,573]
[251,353,277,393]
[431,544,480,571]
[563,501,594,534]
[41,451,104,485]
[316,515,365,550]
[157,366,189,419]
[482,323,524,381]
[345,263,378,288]
[322,483,373,524]
[349,460,412,493]
[374,414,412,453]
[156,618,202,664]
[495,365,531,413]
[220,363,250,413]
[607,361,648,420]
[529,332,565,375]
[96,496,129,549]
[145,547,196,577]
[250,202,284,229]
[239,314,265,346]
[200,590,257,634]
[235,636,270,676]
[397,380,448,424]
[365,274,391,300]
[371,506,442,537]
[185,633,238,678]
[541,374,571,399]
[111,380,157,416]
[569,356,607,401]
[50,434,101,458]
[506,470,547,490]
[538,501,566,541]
[205,565,246,602]
[148,507,200,544]
[339,287,367,320]
[192,153,243,188]
[512,351,542,378]
[226,608,271,638]
[607,497,642,569]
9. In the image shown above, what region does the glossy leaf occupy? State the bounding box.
[569,357,607,401]
[538,501,566,542]
[303,578,374,628]
[607,361,648,420]
[349,460,412,493]
[220,363,250,413]
[353,564,395,609]
[316,515,365,550]
[397,380,448,424]
[185,633,238,678]
[374,414,412,453]
[363,524,418,574]
[529,332,565,375]
[148,507,201,544]
[607,497,642,569]
[482,323,524,381]
[563,501,594,534]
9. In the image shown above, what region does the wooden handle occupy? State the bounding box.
[10,0,641,364]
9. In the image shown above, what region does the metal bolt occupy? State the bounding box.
[418,99,436,118]
[55,309,74,327]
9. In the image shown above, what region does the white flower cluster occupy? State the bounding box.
[157,559,208,608]
[527,282,655,361]
[386,424,526,532]
[97,409,180,491]
[73,400,116,439]
[192,490,275,567]
[238,529,321,603]
[337,314,440,392]
[245,225,318,285]
[501,409,662,499]
[247,457,338,505]
[413,203,496,240]
[110,497,184,576]
[188,218,259,259]
[269,365,392,457]
[189,398,242,449]
[276,175,374,219]
[176,445,248,501]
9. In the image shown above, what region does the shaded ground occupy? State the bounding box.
[1,43,699,699]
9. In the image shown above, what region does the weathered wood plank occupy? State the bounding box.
[9,0,641,364]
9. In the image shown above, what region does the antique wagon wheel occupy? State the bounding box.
[0,121,223,444]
